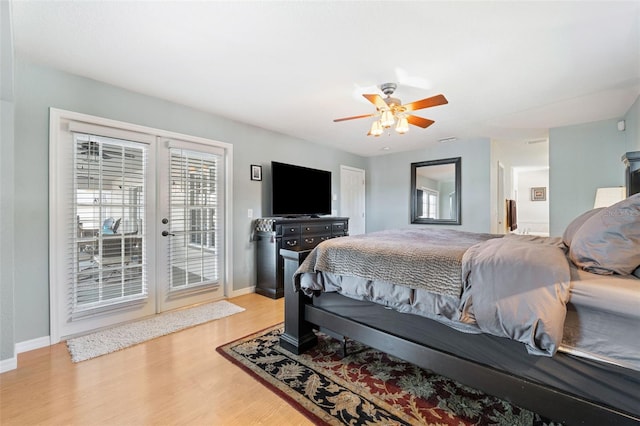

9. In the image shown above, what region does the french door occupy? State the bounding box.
[156,138,225,312]
[50,110,230,342]
[71,133,154,324]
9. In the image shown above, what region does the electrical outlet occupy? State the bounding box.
[248,209,253,218]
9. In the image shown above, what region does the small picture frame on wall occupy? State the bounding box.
[250,165,262,181]
[531,187,546,201]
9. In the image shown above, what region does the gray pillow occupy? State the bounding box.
[569,193,640,275]
[634,267,640,279]
[562,208,603,247]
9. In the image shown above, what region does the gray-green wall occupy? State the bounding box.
[549,118,627,236]
[10,60,366,345]
[366,138,491,233]
[624,96,640,152]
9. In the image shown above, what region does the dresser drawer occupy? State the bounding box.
[332,222,347,234]
[301,234,331,250]
[281,225,300,237]
[301,223,332,235]
[282,236,300,250]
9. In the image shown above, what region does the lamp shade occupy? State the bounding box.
[369,120,383,137]
[380,110,394,128]
[593,187,625,208]
[395,116,409,134]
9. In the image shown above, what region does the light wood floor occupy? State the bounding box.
[0,293,311,425]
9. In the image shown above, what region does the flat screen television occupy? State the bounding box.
[271,161,332,217]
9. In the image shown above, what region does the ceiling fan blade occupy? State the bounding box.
[406,115,435,128]
[362,94,388,110]
[333,113,376,122]
[403,94,448,112]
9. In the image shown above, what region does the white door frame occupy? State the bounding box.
[496,161,505,234]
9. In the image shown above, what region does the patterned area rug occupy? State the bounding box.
[217,325,562,426]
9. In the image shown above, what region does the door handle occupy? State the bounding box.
[161,230,175,237]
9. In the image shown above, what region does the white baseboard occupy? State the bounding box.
[0,356,17,373]
[0,336,53,372]
[0,336,53,373]
[228,286,255,298]
[16,336,51,354]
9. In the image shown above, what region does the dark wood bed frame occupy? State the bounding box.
[278,249,640,426]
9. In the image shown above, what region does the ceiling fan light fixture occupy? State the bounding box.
[395,116,409,134]
[335,83,448,138]
[369,120,383,137]
[380,110,395,128]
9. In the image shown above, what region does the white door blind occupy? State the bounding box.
[168,148,220,291]
[72,133,148,316]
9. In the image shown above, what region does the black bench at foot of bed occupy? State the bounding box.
[278,249,640,426]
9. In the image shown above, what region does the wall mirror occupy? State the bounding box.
[411,157,461,225]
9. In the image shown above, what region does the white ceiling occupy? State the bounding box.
[10,1,640,158]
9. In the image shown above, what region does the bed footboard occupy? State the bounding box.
[279,249,317,354]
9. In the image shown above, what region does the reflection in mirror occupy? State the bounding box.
[411,157,461,225]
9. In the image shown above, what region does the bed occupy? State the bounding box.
[279,194,640,425]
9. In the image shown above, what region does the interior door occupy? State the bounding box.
[156,138,226,312]
[340,166,366,235]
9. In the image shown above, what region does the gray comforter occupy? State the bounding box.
[294,229,572,356]
[460,234,572,356]
[295,228,499,298]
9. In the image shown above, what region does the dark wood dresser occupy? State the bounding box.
[255,217,349,299]
[623,151,640,196]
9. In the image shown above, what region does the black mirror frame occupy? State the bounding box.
[410,157,461,225]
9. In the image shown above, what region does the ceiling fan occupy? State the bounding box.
[334,83,448,136]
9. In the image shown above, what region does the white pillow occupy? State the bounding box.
[569,194,640,275]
